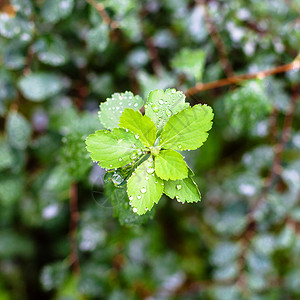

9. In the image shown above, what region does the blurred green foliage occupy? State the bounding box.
[0,0,300,299]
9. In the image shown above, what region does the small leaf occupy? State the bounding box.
[119,108,156,148]
[0,140,14,171]
[164,176,201,203]
[61,132,92,180]
[41,0,74,23]
[18,72,63,102]
[87,23,109,52]
[106,183,154,226]
[159,104,213,151]
[171,48,206,81]
[0,174,23,205]
[225,80,272,133]
[85,128,144,169]
[154,149,188,180]
[127,157,164,215]
[33,35,69,66]
[6,111,32,149]
[145,88,189,133]
[99,91,143,129]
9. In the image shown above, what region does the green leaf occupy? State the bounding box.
[41,0,74,23]
[85,128,144,169]
[225,80,272,133]
[171,48,206,81]
[33,35,69,66]
[119,108,156,148]
[145,88,189,133]
[11,0,33,17]
[159,104,213,151]
[106,183,154,226]
[164,176,201,203]
[3,40,26,70]
[61,132,92,180]
[18,73,63,102]
[137,70,177,99]
[0,175,23,205]
[87,23,109,52]
[6,111,32,150]
[154,150,188,180]
[127,157,164,215]
[0,140,14,171]
[99,91,143,129]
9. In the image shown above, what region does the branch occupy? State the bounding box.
[85,0,118,29]
[232,85,299,292]
[249,86,299,218]
[196,0,234,77]
[185,59,300,97]
[144,36,162,76]
[69,182,81,274]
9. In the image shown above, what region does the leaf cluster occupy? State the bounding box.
[86,89,213,215]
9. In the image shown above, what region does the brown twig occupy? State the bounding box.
[23,45,34,76]
[144,36,162,76]
[268,107,279,144]
[85,0,118,29]
[249,86,299,218]
[139,7,162,76]
[196,0,234,78]
[232,86,299,291]
[185,59,300,97]
[69,182,81,274]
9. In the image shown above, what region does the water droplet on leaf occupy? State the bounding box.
[176,184,182,190]
[152,104,159,112]
[146,167,155,174]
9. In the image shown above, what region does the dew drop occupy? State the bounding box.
[146,167,155,174]
[132,144,136,148]
[178,145,182,149]
[137,195,141,199]
[133,207,138,213]
[131,153,137,159]
[152,104,159,112]
[129,196,133,201]
[141,188,146,194]
[176,184,182,190]
[119,158,122,161]
[125,129,129,132]
[159,99,164,105]
[166,109,172,117]
[135,134,140,139]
